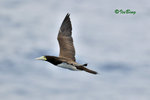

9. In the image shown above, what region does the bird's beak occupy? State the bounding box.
[35,56,47,61]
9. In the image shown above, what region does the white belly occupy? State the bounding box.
[57,63,78,71]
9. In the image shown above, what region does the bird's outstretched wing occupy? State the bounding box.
[57,13,76,61]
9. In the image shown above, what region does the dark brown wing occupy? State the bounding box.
[57,13,76,61]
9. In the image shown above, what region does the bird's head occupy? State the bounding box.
[35,56,62,65]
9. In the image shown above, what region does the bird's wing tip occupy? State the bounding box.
[66,13,70,16]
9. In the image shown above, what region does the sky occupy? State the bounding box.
[0,0,150,100]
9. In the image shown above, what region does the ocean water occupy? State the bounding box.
[0,0,150,100]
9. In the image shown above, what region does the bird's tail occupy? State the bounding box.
[76,66,98,75]
[83,67,98,74]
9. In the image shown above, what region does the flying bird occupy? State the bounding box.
[36,13,97,74]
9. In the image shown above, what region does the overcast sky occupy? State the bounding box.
[0,0,150,100]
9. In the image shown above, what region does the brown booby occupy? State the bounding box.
[36,13,97,74]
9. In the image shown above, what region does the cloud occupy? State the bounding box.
[0,0,150,100]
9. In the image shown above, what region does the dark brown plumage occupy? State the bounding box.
[57,14,76,61]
